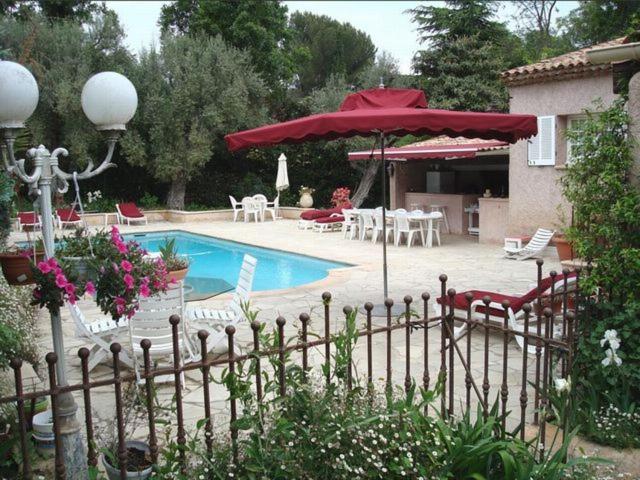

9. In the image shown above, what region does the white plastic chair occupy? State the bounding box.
[242,197,260,223]
[264,195,279,221]
[395,212,424,247]
[129,285,196,384]
[186,254,257,334]
[252,194,268,221]
[503,228,555,261]
[69,304,133,372]
[359,211,375,241]
[372,210,393,244]
[229,195,243,222]
[342,209,359,239]
[428,211,443,247]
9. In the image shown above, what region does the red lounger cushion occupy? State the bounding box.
[300,202,353,220]
[57,209,81,222]
[436,272,576,316]
[315,215,345,224]
[119,203,144,218]
[18,212,38,224]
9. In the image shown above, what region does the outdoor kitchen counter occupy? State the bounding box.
[404,193,480,235]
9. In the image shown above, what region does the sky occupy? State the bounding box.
[105,1,579,74]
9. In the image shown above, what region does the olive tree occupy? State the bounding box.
[121,34,267,209]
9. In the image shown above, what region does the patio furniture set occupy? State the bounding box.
[15,202,148,231]
[70,254,257,381]
[229,194,279,222]
[299,204,445,248]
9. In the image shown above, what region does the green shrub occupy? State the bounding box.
[139,192,161,210]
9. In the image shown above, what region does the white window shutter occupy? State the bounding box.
[527,116,556,166]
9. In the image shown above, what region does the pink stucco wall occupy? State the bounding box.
[507,73,618,236]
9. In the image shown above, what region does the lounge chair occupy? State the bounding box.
[186,254,257,342]
[68,304,133,372]
[503,228,555,261]
[56,208,82,229]
[116,202,148,226]
[129,285,196,384]
[298,203,352,230]
[312,214,344,232]
[229,195,243,222]
[435,271,576,352]
[17,211,40,231]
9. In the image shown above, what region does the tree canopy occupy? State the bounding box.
[120,34,268,210]
[159,0,293,87]
[289,11,376,94]
[1,0,100,22]
[560,0,640,47]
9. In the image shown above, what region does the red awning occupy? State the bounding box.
[225,88,537,152]
[347,140,508,161]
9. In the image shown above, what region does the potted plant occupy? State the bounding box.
[330,187,351,207]
[158,238,189,282]
[99,383,153,479]
[298,186,315,208]
[56,227,107,282]
[553,207,575,262]
[0,241,45,286]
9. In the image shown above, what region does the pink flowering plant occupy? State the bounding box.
[32,257,83,313]
[31,226,170,321]
[330,187,351,207]
[93,226,170,321]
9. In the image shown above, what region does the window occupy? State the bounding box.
[527,116,556,166]
[566,115,589,164]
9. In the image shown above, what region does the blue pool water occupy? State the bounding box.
[124,231,349,299]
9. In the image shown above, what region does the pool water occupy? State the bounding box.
[124,231,349,300]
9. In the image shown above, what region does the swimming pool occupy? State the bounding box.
[124,231,349,300]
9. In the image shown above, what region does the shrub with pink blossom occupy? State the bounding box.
[331,187,351,207]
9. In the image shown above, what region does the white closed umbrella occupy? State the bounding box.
[275,153,289,191]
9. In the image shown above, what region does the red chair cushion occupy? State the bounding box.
[300,202,352,220]
[315,215,345,224]
[57,209,81,222]
[436,271,576,317]
[18,212,38,224]
[118,203,144,218]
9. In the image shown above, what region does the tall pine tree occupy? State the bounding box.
[410,0,511,112]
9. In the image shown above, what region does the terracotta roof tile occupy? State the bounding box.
[501,37,626,86]
[405,136,507,149]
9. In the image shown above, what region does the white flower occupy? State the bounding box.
[554,377,571,393]
[600,329,620,349]
[602,348,622,367]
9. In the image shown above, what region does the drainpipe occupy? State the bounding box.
[586,42,640,190]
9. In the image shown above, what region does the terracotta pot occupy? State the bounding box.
[0,251,44,286]
[168,268,188,282]
[553,235,574,261]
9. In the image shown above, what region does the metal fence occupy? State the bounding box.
[1,261,581,480]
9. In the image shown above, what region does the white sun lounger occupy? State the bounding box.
[503,228,555,261]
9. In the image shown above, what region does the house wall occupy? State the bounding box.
[507,73,618,235]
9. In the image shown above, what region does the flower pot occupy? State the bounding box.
[0,251,41,286]
[102,440,153,479]
[553,235,574,261]
[62,256,96,282]
[167,268,188,283]
[299,192,314,208]
[32,409,55,458]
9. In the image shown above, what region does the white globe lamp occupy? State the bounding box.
[81,71,137,131]
[0,61,39,129]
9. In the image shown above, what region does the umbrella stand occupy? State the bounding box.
[371,132,406,317]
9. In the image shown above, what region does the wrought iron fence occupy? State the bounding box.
[0,261,581,480]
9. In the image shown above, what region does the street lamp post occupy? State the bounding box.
[0,61,137,478]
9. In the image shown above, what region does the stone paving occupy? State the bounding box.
[12,219,564,438]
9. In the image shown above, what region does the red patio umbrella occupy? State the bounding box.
[225,88,537,311]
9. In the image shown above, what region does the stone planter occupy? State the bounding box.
[299,192,314,208]
[102,440,153,479]
[62,256,96,282]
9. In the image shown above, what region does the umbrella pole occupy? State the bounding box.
[381,132,388,300]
